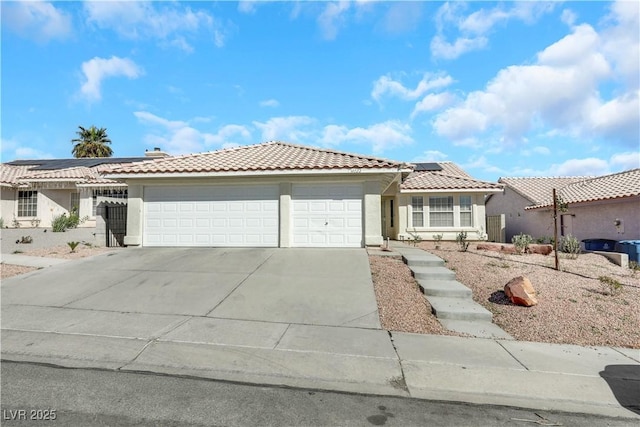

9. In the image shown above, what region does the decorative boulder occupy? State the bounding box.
[528,244,553,255]
[504,276,538,307]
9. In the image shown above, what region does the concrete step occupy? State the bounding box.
[439,319,513,340]
[426,296,493,322]
[402,253,445,268]
[410,266,456,281]
[417,279,472,298]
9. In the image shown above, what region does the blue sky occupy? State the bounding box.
[2,1,638,182]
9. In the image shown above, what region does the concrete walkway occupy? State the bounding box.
[1,249,639,420]
[1,253,70,268]
[390,242,512,339]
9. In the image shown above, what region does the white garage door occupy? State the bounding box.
[144,185,279,247]
[291,184,363,247]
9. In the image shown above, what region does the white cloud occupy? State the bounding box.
[317,1,351,40]
[1,138,54,160]
[610,152,640,170]
[253,116,317,143]
[431,2,556,59]
[432,14,638,148]
[549,158,610,176]
[134,111,251,154]
[521,145,552,157]
[259,99,280,108]
[319,120,413,153]
[84,2,227,51]
[372,73,454,101]
[15,146,55,159]
[2,1,72,42]
[411,92,456,118]
[413,150,448,162]
[380,2,423,34]
[80,56,143,102]
[238,1,258,14]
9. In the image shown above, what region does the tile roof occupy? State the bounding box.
[6,157,149,170]
[527,168,640,209]
[401,162,501,191]
[104,141,408,175]
[498,176,590,205]
[0,164,31,187]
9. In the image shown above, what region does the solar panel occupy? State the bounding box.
[414,162,443,172]
[6,158,149,170]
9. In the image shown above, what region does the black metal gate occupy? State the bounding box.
[105,205,127,247]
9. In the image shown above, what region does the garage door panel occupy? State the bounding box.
[144,185,279,247]
[291,184,363,248]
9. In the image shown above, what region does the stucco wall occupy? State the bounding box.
[1,187,16,227]
[121,173,395,248]
[397,192,490,241]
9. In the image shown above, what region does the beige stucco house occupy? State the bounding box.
[0,157,149,229]
[102,142,501,248]
[486,169,640,243]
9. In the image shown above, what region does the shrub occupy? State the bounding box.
[560,234,581,259]
[432,234,443,248]
[599,276,623,296]
[512,233,533,254]
[0,217,3,228]
[52,214,69,232]
[456,231,470,252]
[51,208,88,232]
[67,241,80,253]
[407,230,422,247]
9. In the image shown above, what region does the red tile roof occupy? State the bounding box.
[498,176,590,205]
[401,162,502,191]
[103,141,408,175]
[526,168,640,209]
[0,164,31,187]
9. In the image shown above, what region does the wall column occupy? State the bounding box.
[364,180,382,246]
[123,184,143,246]
[279,182,292,247]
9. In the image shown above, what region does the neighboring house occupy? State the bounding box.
[486,169,640,243]
[103,141,501,248]
[0,156,156,229]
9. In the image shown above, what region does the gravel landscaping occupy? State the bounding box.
[370,241,639,349]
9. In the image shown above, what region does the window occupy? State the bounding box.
[411,196,424,227]
[390,199,394,227]
[429,196,453,227]
[70,192,80,213]
[18,191,38,217]
[93,189,127,216]
[460,196,473,227]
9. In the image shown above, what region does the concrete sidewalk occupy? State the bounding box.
[1,247,639,420]
[2,305,639,419]
[1,253,70,268]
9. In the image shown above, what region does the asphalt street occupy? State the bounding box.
[2,362,636,427]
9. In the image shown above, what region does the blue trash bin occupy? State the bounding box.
[615,240,640,263]
[582,239,618,252]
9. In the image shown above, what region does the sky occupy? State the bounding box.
[1,0,639,182]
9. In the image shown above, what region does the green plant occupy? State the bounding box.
[52,213,69,232]
[560,234,581,259]
[11,216,20,228]
[432,234,443,249]
[30,217,41,227]
[407,229,422,247]
[629,261,639,275]
[456,231,469,252]
[599,275,623,296]
[12,250,23,254]
[67,241,80,253]
[0,217,4,228]
[512,233,533,254]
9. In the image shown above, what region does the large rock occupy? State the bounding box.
[504,276,538,307]
[528,244,553,255]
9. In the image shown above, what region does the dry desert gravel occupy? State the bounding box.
[370,241,639,349]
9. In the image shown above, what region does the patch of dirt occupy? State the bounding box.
[18,244,118,260]
[0,264,38,279]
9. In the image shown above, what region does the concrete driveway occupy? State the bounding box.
[1,248,381,329]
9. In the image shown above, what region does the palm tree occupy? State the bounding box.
[71,125,113,158]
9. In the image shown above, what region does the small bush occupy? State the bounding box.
[67,241,80,253]
[560,234,581,259]
[52,208,88,232]
[599,275,623,296]
[52,214,69,232]
[0,217,4,228]
[512,233,533,254]
[432,234,443,248]
[407,230,422,247]
[456,231,470,252]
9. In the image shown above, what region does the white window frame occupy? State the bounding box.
[411,196,424,227]
[429,196,454,227]
[92,189,128,217]
[17,190,38,217]
[460,195,473,227]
